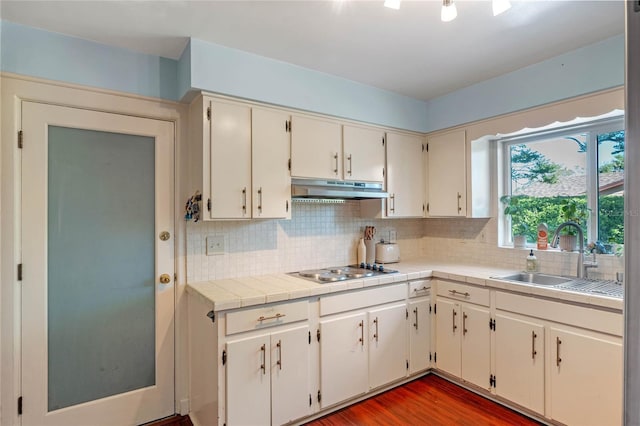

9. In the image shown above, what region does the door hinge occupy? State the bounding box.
[18,396,22,415]
[288,120,292,132]
[308,331,311,344]
[422,144,425,152]
[207,198,211,211]
[382,167,385,178]
[423,204,425,212]
[406,309,409,319]
[406,360,409,370]
[285,120,289,132]
[434,303,437,314]
[317,390,322,403]
[286,200,289,213]
[426,143,429,152]
[382,136,385,146]
[426,203,430,213]
[490,374,496,388]
[18,130,24,149]
[222,350,227,366]
[309,394,312,406]
[489,318,496,331]
[429,352,432,362]
[207,310,215,324]
[288,158,291,171]
[18,264,23,281]
[316,328,321,342]
[207,107,211,121]
[434,352,437,363]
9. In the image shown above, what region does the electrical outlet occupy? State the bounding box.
[389,229,397,242]
[206,235,225,255]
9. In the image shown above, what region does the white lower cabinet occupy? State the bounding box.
[549,326,622,426]
[494,312,545,414]
[368,304,409,389]
[319,312,369,408]
[408,281,431,375]
[435,281,490,390]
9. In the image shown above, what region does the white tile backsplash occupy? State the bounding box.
[186,203,624,282]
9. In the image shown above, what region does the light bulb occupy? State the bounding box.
[492,0,511,16]
[384,0,401,10]
[441,0,457,22]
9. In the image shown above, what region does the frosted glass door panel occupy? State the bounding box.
[47,126,155,411]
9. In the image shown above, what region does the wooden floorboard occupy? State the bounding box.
[303,375,542,426]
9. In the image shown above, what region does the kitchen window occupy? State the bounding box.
[500,117,625,253]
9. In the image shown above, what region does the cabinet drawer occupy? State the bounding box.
[226,300,309,335]
[436,280,489,306]
[320,284,406,316]
[409,279,431,298]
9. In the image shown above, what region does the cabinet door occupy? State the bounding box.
[494,313,544,414]
[427,130,466,217]
[252,108,291,219]
[209,99,252,219]
[319,312,368,408]
[435,298,461,377]
[460,304,491,389]
[343,125,385,183]
[368,304,408,389]
[271,326,311,426]
[226,334,271,425]
[386,132,425,218]
[409,298,431,375]
[550,327,623,426]
[291,115,342,179]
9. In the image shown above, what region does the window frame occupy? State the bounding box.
[499,117,624,248]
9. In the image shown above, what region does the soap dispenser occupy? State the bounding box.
[526,249,538,272]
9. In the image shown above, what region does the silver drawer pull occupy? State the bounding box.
[257,313,286,322]
[413,287,430,294]
[448,289,470,297]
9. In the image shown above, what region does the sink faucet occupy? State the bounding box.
[550,221,597,278]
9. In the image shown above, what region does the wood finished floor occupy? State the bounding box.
[303,374,541,426]
[145,374,541,426]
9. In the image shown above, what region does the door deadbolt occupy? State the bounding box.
[159,274,171,284]
[159,231,171,241]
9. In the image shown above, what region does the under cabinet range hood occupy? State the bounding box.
[291,178,388,200]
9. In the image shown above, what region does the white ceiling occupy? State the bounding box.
[0,0,625,101]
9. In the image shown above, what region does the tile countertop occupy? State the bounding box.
[186,259,623,312]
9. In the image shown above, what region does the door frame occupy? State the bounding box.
[0,74,189,426]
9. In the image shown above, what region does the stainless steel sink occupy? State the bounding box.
[494,272,574,286]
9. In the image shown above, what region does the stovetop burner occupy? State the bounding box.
[292,263,398,284]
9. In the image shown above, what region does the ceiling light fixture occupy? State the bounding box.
[384,0,401,10]
[441,0,457,22]
[492,0,512,16]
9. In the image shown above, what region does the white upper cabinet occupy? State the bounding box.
[291,115,342,180]
[427,130,467,217]
[342,125,385,183]
[252,107,292,219]
[208,98,252,219]
[386,132,425,218]
[189,95,291,220]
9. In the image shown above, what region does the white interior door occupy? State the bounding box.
[21,101,175,426]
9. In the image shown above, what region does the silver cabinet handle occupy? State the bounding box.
[347,154,353,176]
[257,187,263,214]
[390,194,395,213]
[532,331,538,359]
[373,317,379,342]
[463,312,468,335]
[413,286,430,294]
[260,344,266,375]
[358,320,364,346]
[452,310,457,333]
[457,192,462,213]
[257,313,286,322]
[413,308,419,330]
[556,337,562,366]
[242,187,247,214]
[276,340,282,370]
[333,153,339,175]
[448,289,470,297]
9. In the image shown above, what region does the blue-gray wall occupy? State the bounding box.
[0,20,625,132]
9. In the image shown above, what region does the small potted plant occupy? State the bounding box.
[501,195,528,248]
[558,198,589,252]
